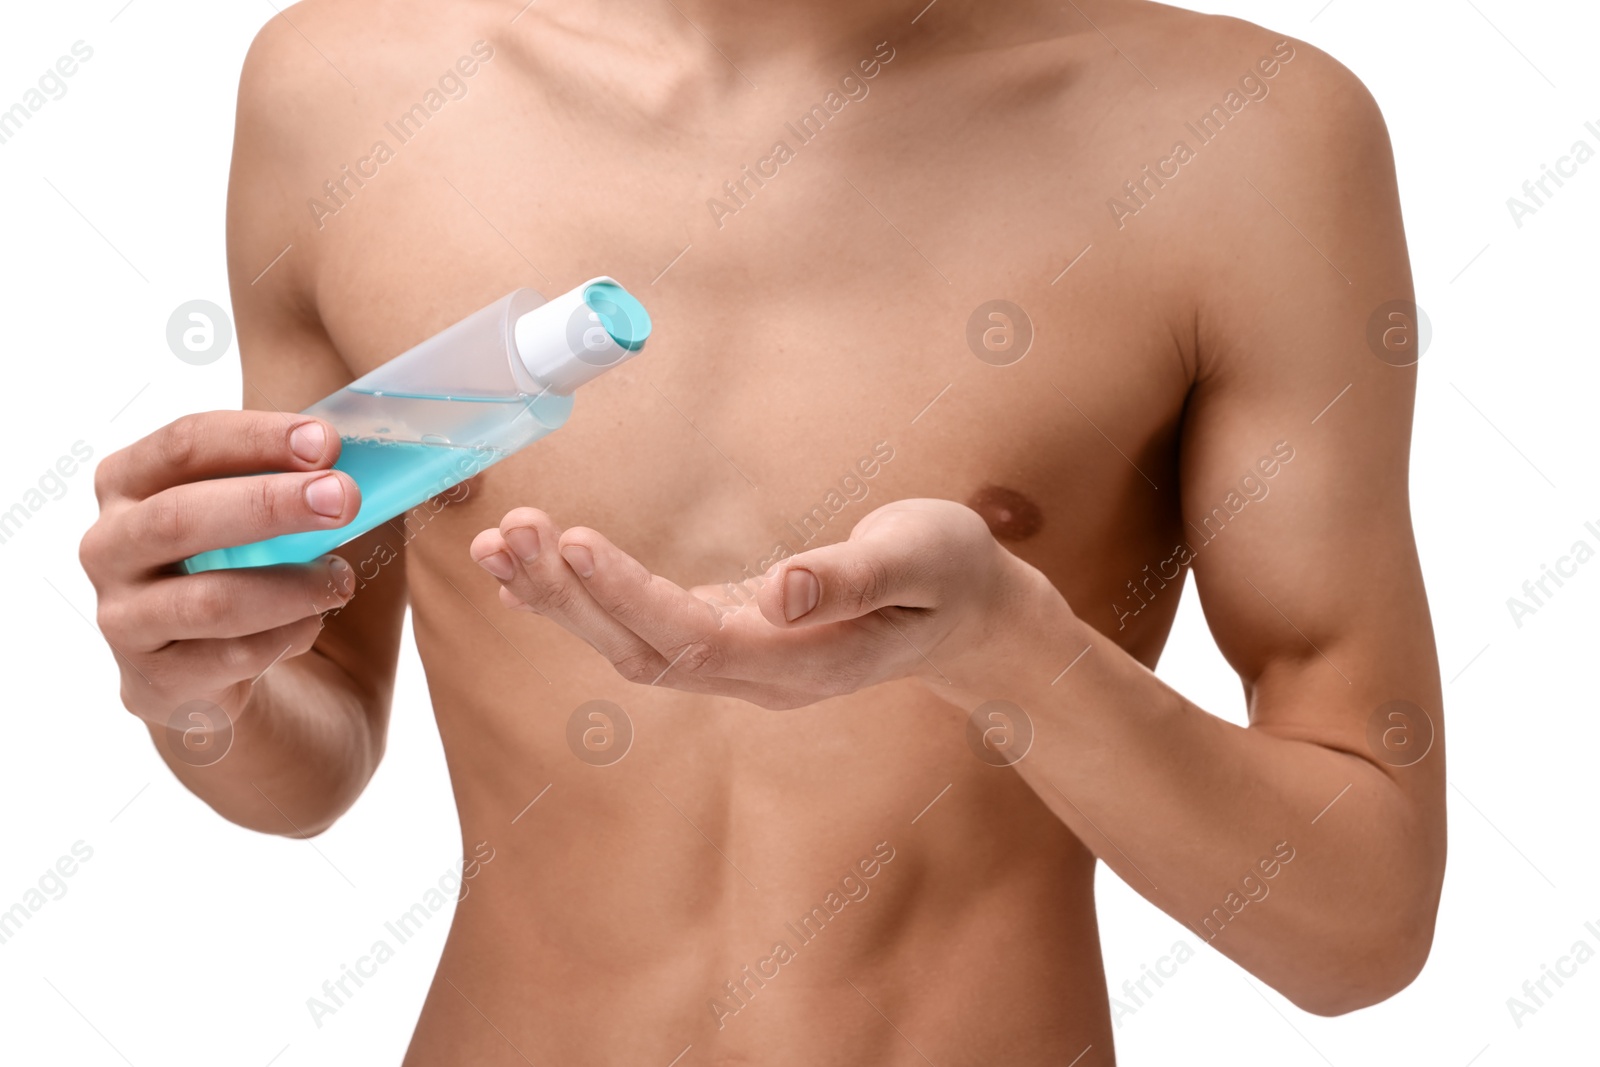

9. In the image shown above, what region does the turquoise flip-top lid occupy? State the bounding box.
[584,281,651,352]
[514,275,652,394]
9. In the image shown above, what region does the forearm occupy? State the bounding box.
[146,648,381,837]
[987,595,1442,1014]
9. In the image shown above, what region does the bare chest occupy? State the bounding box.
[305,53,1193,623]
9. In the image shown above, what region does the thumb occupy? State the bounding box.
[756,537,934,628]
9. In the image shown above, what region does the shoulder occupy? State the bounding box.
[1121,7,1393,188]
[232,1,502,207]
[1055,6,1401,255]
[1090,6,1404,265]
[234,0,378,159]
[228,1,450,289]
[238,1,355,108]
[227,2,392,351]
[232,1,366,225]
[1082,9,1412,376]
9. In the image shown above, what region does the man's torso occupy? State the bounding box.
[263,2,1295,1060]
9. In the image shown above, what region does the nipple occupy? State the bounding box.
[967,484,1043,542]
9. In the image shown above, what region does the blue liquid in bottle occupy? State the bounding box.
[181,278,647,575]
[183,388,573,572]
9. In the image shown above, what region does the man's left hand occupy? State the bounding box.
[469,498,1054,710]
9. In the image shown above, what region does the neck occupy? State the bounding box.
[665,0,912,58]
[567,0,991,74]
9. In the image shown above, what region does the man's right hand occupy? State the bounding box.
[79,411,362,730]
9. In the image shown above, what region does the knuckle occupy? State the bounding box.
[135,660,174,699]
[531,577,581,615]
[154,493,191,545]
[597,570,657,629]
[95,596,130,641]
[179,580,231,632]
[92,453,123,504]
[611,647,663,685]
[157,416,203,471]
[247,478,286,532]
[673,638,724,678]
[142,493,187,546]
[254,414,294,461]
[845,556,892,612]
[216,640,256,678]
[78,523,105,575]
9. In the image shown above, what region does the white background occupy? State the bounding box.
[1,1,1595,1064]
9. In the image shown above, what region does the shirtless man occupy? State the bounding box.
[79,0,1446,1061]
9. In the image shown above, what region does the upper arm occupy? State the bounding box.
[227,13,408,738]
[1177,38,1443,815]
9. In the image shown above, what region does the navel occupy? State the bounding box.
[966,484,1044,542]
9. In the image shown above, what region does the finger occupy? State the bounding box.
[103,556,356,650]
[557,527,726,670]
[97,411,341,503]
[139,615,327,704]
[686,582,753,620]
[756,536,936,628]
[471,510,671,681]
[104,468,360,572]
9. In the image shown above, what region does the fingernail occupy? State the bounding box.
[305,473,345,517]
[561,544,595,578]
[784,568,819,621]
[329,557,354,596]
[290,422,330,464]
[479,552,516,580]
[505,526,540,563]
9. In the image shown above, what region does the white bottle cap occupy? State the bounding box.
[513,275,652,395]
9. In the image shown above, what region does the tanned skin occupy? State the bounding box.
[80,1,1445,1062]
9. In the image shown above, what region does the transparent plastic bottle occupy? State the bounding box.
[183,276,650,574]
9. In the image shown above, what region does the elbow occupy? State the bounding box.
[1284,898,1440,1016]
[214,797,347,839]
[1290,954,1427,1017]
[274,812,343,839]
